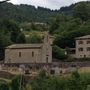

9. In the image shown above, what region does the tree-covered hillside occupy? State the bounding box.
[0,1,89,23]
[0,1,88,30]
[50,1,90,48]
[0,2,59,23]
[49,1,90,60]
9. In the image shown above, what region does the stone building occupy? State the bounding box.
[75,35,90,58]
[5,32,53,64]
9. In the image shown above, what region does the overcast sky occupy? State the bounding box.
[5,0,90,9]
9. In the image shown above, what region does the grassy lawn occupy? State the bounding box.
[79,67,90,73]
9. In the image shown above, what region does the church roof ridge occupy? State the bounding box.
[6,43,43,49]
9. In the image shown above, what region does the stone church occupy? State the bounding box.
[5,32,53,64]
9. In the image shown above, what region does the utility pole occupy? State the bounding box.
[19,74,23,90]
[19,66,24,90]
[0,0,10,4]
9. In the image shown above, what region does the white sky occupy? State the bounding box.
[1,0,90,9]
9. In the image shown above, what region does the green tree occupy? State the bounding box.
[0,20,25,44]
[26,33,42,43]
[31,70,67,90]
[31,22,37,30]
[49,14,67,34]
[68,71,86,90]
[73,2,90,21]
[16,33,26,43]
[11,75,25,90]
[31,70,48,90]
[52,45,68,60]
[0,83,10,90]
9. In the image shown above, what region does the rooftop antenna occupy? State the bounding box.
[0,0,10,4]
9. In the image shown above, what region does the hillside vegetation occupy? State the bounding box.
[0,1,90,60]
[0,2,59,23]
[50,1,90,48]
[1,71,90,90]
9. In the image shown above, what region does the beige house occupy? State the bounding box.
[5,32,53,64]
[75,35,90,58]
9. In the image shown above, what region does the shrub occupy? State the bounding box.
[0,83,9,90]
[52,45,68,60]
